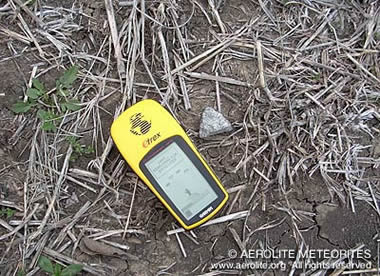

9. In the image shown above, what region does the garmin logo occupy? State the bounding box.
[143,133,161,148]
[130,113,151,136]
[199,206,214,219]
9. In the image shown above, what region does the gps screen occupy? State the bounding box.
[144,142,218,220]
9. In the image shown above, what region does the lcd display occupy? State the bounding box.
[145,142,218,220]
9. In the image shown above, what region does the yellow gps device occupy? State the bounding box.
[111,99,228,230]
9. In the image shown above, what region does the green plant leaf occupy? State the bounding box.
[56,79,61,91]
[10,102,32,113]
[54,263,62,276]
[37,109,49,120]
[32,78,45,92]
[38,109,59,120]
[84,146,94,155]
[61,99,81,112]
[27,88,41,99]
[38,256,54,274]
[61,103,67,112]
[61,264,83,276]
[6,208,16,218]
[42,121,57,131]
[59,66,78,88]
[66,136,77,145]
[17,267,26,276]
[58,88,70,97]
[73,143,82,153]
[0,208,15,218]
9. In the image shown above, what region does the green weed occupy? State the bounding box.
[17,267,26,276]
[0,208,16,219]
[66,136,94,161]
[11,66,81,131]
[38,256,83,276]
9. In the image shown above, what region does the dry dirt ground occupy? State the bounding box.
[0,0,380,275]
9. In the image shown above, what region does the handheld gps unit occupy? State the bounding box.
[111,99,228,230]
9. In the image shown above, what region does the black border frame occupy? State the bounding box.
[140,135,225,226]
